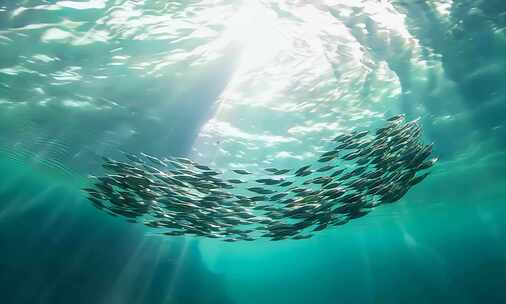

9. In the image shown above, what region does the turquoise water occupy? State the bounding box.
[1,1,506,303]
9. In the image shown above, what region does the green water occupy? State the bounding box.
[1,1,505,303]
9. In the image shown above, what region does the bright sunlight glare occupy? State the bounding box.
[223,2,288,73]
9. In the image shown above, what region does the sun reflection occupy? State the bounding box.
[222,2,287,74]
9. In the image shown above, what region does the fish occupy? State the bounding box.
[313,222,328,231]
[342,152,360,161]
[273,169,290,175]
[321,150,339,157]
[85,113,436,242]
[312,176,332,185]
[270,193,289,201]
[201,170,221,176]
[227,179,245,184]
[416,157,438,171]
[338,171,355,181]
[318,156,335,162]
[249,195,268,202]
[295,170,313,177]
[356,157,371,165]
[248,187,275,195]
[279,181,294,187]
[166,159,186,169]
[333,134,352,142]
[348,210,370,219]
[233,169,252,175]
[256,178,283,185]
[409,172,430,186]
[330,168,344,177]
[351,166,367,175]
[294,165,311,175]
[292,234,313,240]
[356,147,373,157]
[264,168,279,173]
[291,187,309,194]
[387,114,405,122]
[322,182,340,189]
[141,153,167,167]
[173,157,194,165]
[321,188,345,199]
[124,153,143,163]
[351,130,368,139]
[194,164,212,171]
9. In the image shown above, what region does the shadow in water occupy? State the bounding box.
[0,164,235,304]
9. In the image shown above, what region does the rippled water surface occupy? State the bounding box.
[1,1,506,303]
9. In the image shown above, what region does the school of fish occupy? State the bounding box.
[83,115,437,242]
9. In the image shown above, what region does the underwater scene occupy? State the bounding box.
[1,0,505,303]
